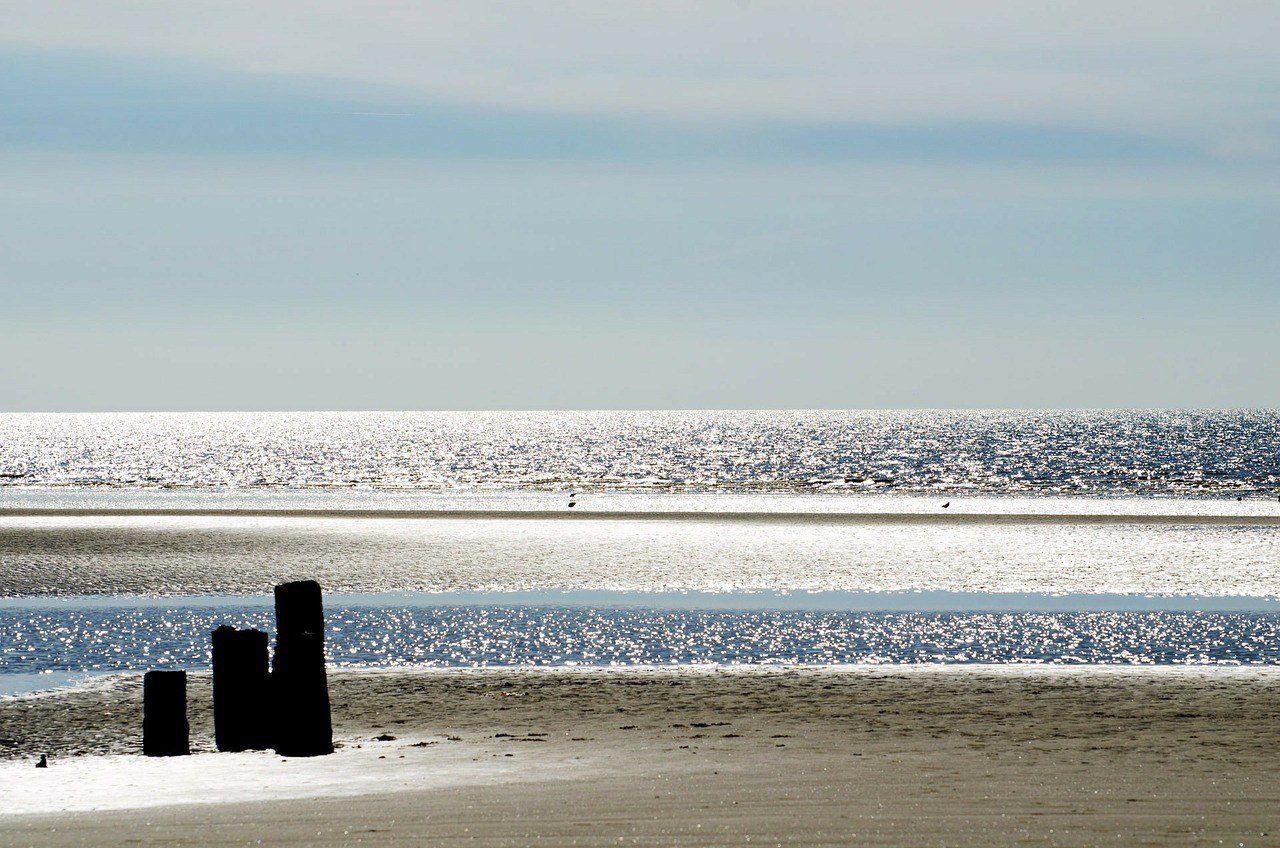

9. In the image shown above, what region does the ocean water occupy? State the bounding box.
[1,410,1278,691]
[2,409,1278,495]
[5,600,1280,697]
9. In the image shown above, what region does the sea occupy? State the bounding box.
[2,410,1278,694]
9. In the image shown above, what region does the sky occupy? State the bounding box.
[1,1,1277,411]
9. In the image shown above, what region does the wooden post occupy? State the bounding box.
[272,580,333,756]
[143,670,190,756]
[212,626,271,752]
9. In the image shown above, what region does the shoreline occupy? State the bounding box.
[4,506,1279,525]
[3,666,1278,845]
[6,587,1280,607]
[6,660,1280,702]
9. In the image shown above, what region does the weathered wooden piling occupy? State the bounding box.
[272,580,333,757]
[212,625,271,752]
[142,670,190,757]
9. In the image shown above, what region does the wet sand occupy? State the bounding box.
[6,506,1280,524]
[2,667,1279,846]
[5,514,1278,597]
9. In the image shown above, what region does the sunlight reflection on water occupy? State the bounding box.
[5,600,1280,693]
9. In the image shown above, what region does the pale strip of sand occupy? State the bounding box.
[2,666,1278,846]
[3,507,1279,525]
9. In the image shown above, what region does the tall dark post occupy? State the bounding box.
[212,626,271,752]
[143,670,190,757]
[272,580,333,756]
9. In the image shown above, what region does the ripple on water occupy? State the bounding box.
[4,606,1280,679]
[0,409,1277,495]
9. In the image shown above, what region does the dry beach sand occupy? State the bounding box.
[2,666,1279,846]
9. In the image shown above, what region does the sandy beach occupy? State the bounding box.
[6,0,1278,834]
[2,666,1278,846]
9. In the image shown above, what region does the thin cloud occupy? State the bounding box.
[0,1,1275,158]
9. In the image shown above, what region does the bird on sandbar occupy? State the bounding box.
[35,754,47,768]
[942,502,950,508]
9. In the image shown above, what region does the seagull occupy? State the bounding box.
[941,502,950,508]
[35,754,47,768]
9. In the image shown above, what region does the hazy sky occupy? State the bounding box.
[2,1,1277,410]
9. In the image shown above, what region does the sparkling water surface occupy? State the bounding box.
[2,410,1278,691]
[2,409,1277,495]
[5,597,1280,697]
